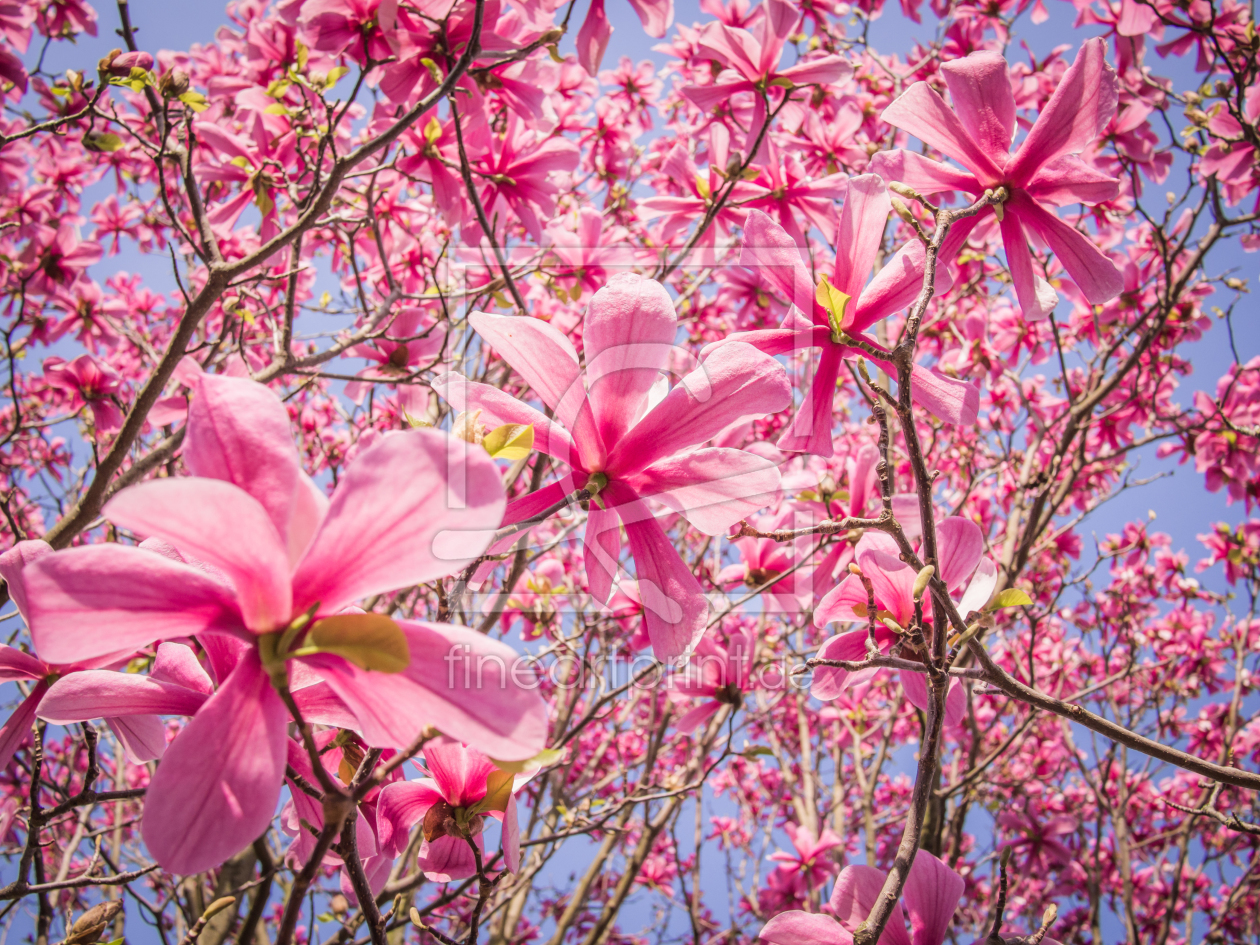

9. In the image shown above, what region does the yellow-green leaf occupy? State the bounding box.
[82,131,124,152]
[490,747,564,774]
[179,90,209,112]
[472,768,515,814]
[264,102,290,116]
[423,115,442,145]
[419,58,443,82]
[295,40,309,72]
[989,588,1032,610]
[483,423,534,460]
[815,275,852,338]
[306,613,410,673]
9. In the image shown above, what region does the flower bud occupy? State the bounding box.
[912,564,935,601]
[157,69,190,98]
[452,409,485,445]
[99,49,153,78]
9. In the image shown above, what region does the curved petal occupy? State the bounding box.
[585,503,622,604]
[940,51,1015,166]
[583,274,679,449]
[881,82,1004,185]
[432,372,576,464]
[142,652,288,874]
[759,912,851,945]
[292,429,506,616]
[1026,155,1120,207]
[739,209,819,319]
[702,327,829,360]
[868,150,982,197]
[0,539,52,622]
[907,364,980,427]
[24,545,244,665]
[934,517,983,592]
[675,699,722,734]
[625,0,672,36]
[305,620,548,762]
[778,342,842,457]
[150,642,214,695]
[418,833,479,882]
[630,448,781,536]
[105,479,292,633]
[106,714,169,764]
[423,736,496,807]
[0,685,45,770]
[851,240,952,333]
[999,209,1059,320]
[468,311,585,422]
[1008,191,1124,305]
[814,578,872,628]
[288,473,331,568]
[375,779,444,857]
[903,851,965,945]
[957,558,997,616]
[830,865,910,945]
[38,672,208,722]
[575,0,611,74]
[0,644,46,682]
[833,175,892,301]
[809,627,893,701]
[186,374,301,545]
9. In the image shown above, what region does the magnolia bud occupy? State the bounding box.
[100,49,153,78]
[158,69,190,98]
[330,895,350,916]
[912,564,935,601]
[452,409,485,445]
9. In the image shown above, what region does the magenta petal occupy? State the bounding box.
[418,834,479,882]
[740,210,818,318]
[939,50,1016,165]
[1026,155,1120,207]
[0,539,53,621]
[583,274,678,449]
[468,311,586,424]
[830,865,910,945]
[423,736,496,807]
[760,912,852,945]
[0,685,45,770]
[25,545,243,665]
[903,850,965,945]
[186,374,301,545]
[778,343,842,457]
[675,699,722,734]
[38,671,208,722]
[376,779,444,857]
[809,629,885,701]
[833,175,892,301]
[432,372,576,464]
[584,503,622,604]
[868,150,982,197]
[881,82,1004,185]
[851,236,952,334]
[1009,193,1124,305]
[999,210,1058,320]
[908,364,979,427]
[307,620,548,761]
[291,680,362,730]
[630,448,781,536]
[142,652,287,874]
[105,479,292,633]
[150,642,214,695]
[0,643,47,682]
[575,0,611,74]
[500,793,521,871]
[625,0,672,35]
[934,517,983,591]
[292,429,506,616]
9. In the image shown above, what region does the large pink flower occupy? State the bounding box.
[871,40,1125,319]
[19,374,547,873]
[435,273,791,661]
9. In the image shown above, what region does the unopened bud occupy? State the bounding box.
[1041,903,1058,928]
[452,409,484,445]
[912,564,935,601]
[1183,90,1201,105]
[848,562,863,576]
[202,898,237,921]
[1184,107,1208,125]
[330,894,350,916]
[890,196,918,228]
[724,153,744,178]
[887,181,921,202]
[99,49,153,77]
[158,69,190,98]
[538,27,565,43]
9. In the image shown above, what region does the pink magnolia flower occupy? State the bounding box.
[19,374,547,873]
[811,517,997,725]
[768,822,843,893]
[435,273,791,660]
[760,849,964,945]
[871,40,1125,319]
[375,736,532,881]
[717,509,813,613]
[706,181,976,457]
[20,223,102,295]
[43,353,124,432]
[668,626,754,732]
[576,0,673,75]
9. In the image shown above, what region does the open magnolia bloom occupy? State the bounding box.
[871,40,1125,320]
[17,374,547,874]
[704,178,978,458]
[760,849,964,945]
[435,273,791,662]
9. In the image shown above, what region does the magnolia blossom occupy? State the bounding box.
[43,353,124,432]
[436,273,790,660]
[18,374,546,872]
[668,626,755,732]
[871,40,1125,319]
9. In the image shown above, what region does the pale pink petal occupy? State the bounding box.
[881,83,1004,185]
[830,865,910,945]
[934,517,983,591]
[376,779,444,856]
[625,0,672,36]
[500,793,521,871]
[1025,155,1120,207]
[760,912,852,945]
[0,685,45,770]
[292,429,506,616]
[675,700,722,734]
[288,473,330,568]
[814,578,871,628]
[468,311,584,420]
[833,175,892,301]
[38,671,208,722]
[957,558,997,616]
[629,448,781,536]
[306,620,548,762]
[418,834,479,882]
[583,274,678,449]
[0,539,52,621]
[778,343,842,456]
[940,51,1016,165]
[0,644,46,681]
[944,678,966,727]
[740,210,819,319]
[701,327,830,359]
[777,56,853,87]
[142,652,288,874]
[186,374,300,545]
[1009,192,1124,305]
[290,680,362,730]
[105,479,292,633]
[999,210,1059,320]
[1007,37,1118,185]
[809,628,891,701]
[585,503,622,604]
[903,850,965,945]
[432,372,576,464]
[608,343,791,476]
[868,150,983,197]
[907,364,980,427]
[24,545,244,664]
[105,715,169,763]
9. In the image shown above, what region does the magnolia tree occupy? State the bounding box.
[0,0,1257,943]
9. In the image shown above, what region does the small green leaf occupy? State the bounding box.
[989,588,1033,610]
[483,422,534,461]
[179,90,209,112]
[491,747,564,774]
[741,745,774,758]
[82,131,124,152]
[306,613,410,673]
[472,768,515,814]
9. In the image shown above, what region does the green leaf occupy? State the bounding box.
[989,588,1033,610]
[815,274,852,338]
[82,131,124,152]
[472,768,515,814]
[305,613,410,673]
[179,90,209,112]
[741,745,774,758]
[483,423,534,461]
[491,747,564,774]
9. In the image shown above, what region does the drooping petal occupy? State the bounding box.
[106,715,169,763]
[759,911,852,945]
[999,210,1059,320]
[809,627,895,701]
[608,343,791,476]
[0,685,45,770]
[939,51,1016,166]
[38,671,209,722]
[468,311,584,420]
[868,150,983,198]
[0,644,46,682]
[585,503,622,604]
[185,374,301,545]
[24,545,244,665]
[141,651,288,874]
[1025,155,1120,207]
[675,699,723,734]
[881,83,1004,186]
[903,850,965,945]
[307,621,548,762]
[934,517,984,592]
[833,175,892,301]
[778,342,843,457]
[418,833,480,882]
[625,0,672,38]
[150,642,214,695]
[907,364,980,427]
[500,793,521,871]
[105,479,292,633]
[608,483,708,662]
[629,448,781,536]
[576,0,611,75]
[830,865,911,945]
[1007,37,1119,185]
[1009,191,1124,305]
[292,429,506,616]
[375,779,444,857]
[852,240,953,334]
[583,274,678,450]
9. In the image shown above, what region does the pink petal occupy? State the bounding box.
[608,483,708,662]
[999,210,1059,320]
[468,311,585,423]
[833,175,892,301]
[629,448,781,536]
[38,671,208,722]
[625,0,672,36]
[939,51,1015,166]
[609,343,791,476]
[907,364,980,427]
[1025,155,1120,207]
[868,150,982,197]
[292,429,506,616]
[881,82,1004,186]
[24,545,243,665]
[418,833,479,882]
[423,735,496,807]
[808,628,890,701]
[142,652,288,874]
[777,56,853,87]
[740,210,818,319]
[585,503,622,604]
[500,793,521,871]
[584,274,679,450]
[701,327,830,360]
[186,374,301,546]
[957,558,997,616]
[307,620,548,762]
[903,850,965,945]
[290,680,362,730]
[0,643,47,681]
[0,686,45,770]
[105,715,169,763]
[0,539,52,621]
[1007,37,1118,185]
[778,343,842,457]
[432,372,576,464]
[105,479,292,633]
[288,473,331,567]
[759,912,852,945]
[473,481,573,586]
[934,517,983,591]
[150,642,214,695]
[830,865,910,945]
[814,578,872,628]
[375,779,444,856]
[576,0,611,75]
[675,699,722,734]
[1009,192,1124,305]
